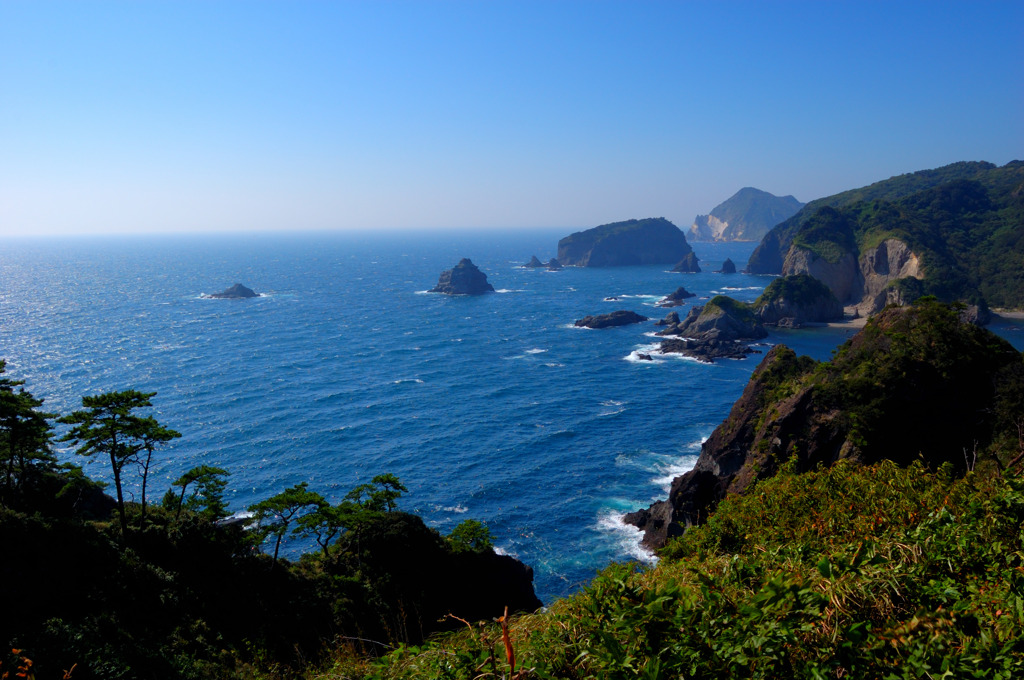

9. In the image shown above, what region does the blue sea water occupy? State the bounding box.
[2,230,1022,602]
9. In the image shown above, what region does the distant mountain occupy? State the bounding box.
[746,161,1024,314]
[557,218,692,267]
[690,188,804,242]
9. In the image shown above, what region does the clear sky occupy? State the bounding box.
[1,0,1021,236]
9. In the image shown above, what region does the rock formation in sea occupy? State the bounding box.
[626,301,1023,549]
[753,274,843,327]
[429,259,495,296]
[654,311,680,327]
[654,296,767,362]
[546,258,563,271]
[524,255,544,268]
[657,286,696,308]
[670,252,701,273]
[574,310,649,329]
[206,283,259,299]
[689,187,804,242]
[557,218,692,267]
[716,258,737,274]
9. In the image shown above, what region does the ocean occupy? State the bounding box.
[2,229,1022,602]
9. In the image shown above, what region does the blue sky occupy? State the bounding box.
[1,1,1021,236]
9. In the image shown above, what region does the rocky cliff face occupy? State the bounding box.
[690,187,804,242]
[754,274,843,326]
[626,301,1023,549]
[557,218,692,267]
[781,238,924,315]
[747,161,1024,312]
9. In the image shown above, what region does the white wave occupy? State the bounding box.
[495,289,524,293]
[544,362,565,367]
[598,399,628,416]
[392,378,424,385]
[564,323,591,330]
[624,342,666,364]
[721,286,764,291]
[435,504,468,514]
[651,454,700,490]
[596,510,657,564]
[414,290,432,295]
[526,348,548,354]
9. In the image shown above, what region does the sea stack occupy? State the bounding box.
[524,255,544,268]
[671,252,701,273]
[206,283,259,299]
[546,258,563,271]
[716,258,737,274]
[430,258,496,296]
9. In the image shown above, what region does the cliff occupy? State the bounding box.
[746,160,1024,314]
[627,300,1024,549]
[690,187,804,242]
[754,274,843,326]
[557,218,692,267]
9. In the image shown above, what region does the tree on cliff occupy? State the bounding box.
[59,390,176,535]
[0,360,57,506]
[250,482,325,562]
[167,464,230,520]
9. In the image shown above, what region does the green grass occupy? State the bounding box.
[319,460,1024,679]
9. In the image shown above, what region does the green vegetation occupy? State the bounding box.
[324,461,1024,679]
[704,294,759,324]
[754,274,838,309]
[1,364,528,679]
[748,160,1024,308]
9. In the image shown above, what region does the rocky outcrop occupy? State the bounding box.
[557,218,692,267]
[655,311,680,326]
[854,239,924,315]
[654,297,768,362]
[658,337,762,363]
[690,187,804,242]
[430,259,495,295]
[754,274,843,326]
[782,238,924,316]
[574,310,649,329]
[627,302,1023,549]
[546,258,563,271]
[716,258,737,274]
[671,252,701,273]
[524,255,544,268]
[206,283,259,299]
[657,287,696,307]
[667,298,767,342]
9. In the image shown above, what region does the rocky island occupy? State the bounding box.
[429,258,495,295]
[546,258,563,271]
[524,255,544,268]
[557,218,693,267]
[655,296,767,362]
[690,187,804,242]
[574,310,649,329]
[657,286,696,307]
[205,283,260,299]
[715,258,737,273]
[671,252,701,273]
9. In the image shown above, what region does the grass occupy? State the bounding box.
[315,460,1024,679]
